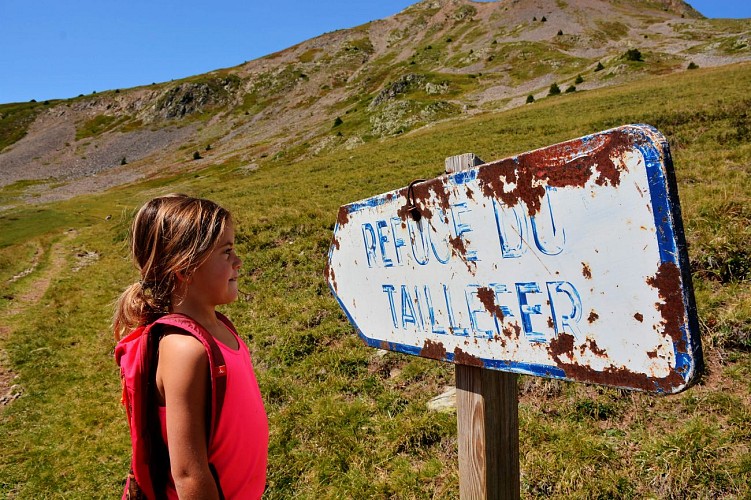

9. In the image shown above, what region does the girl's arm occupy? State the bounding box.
[157,332,220,500]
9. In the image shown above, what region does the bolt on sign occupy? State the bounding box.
[326,125,702,393]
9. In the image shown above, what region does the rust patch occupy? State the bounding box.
[324,261,338,293]
[465,186,475,200]
[588,311,599,324]
[420,339,447,361]
[647,350,658,359]
[646,262,686,352]
[549,333,576,360]
[477,130,633,216]
[477,287,504,320]
[502,322,521,340]
[583,338,607,357]
[337,206,350,227]
[448,235,476,273]
[428,182,452,215]
[379,341,389,351]
[547,317,555,329]
[396,200,417,221]
[582,262,592,279]
[634,312,644,323]
[449,235,468,256]
[549,333,685,392]
[453,347,484,367]
[477,157,547,216]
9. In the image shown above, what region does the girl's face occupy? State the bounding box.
[186,221,242,307]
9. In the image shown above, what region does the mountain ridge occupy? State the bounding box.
[0,0,749,206]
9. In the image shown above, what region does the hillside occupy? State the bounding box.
[1,0,750,208]
[0,1,750,495]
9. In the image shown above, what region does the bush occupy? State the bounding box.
[193,151,202,160]
[541,16,547,22]
[120,157,127,165]
[595,61,605,72]
[333,117,343,127]
[565,85,576,93]
[548,83,561,96]
[624,48,643,61]
[557,29,563,36]
[575,74,584,84]
[688,62,699,70]
[526,95,535,103]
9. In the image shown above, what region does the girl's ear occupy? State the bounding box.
[175,270,192,284]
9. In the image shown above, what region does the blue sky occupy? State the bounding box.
[0,0,748,104]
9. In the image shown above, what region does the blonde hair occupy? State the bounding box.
[113,194,231,339]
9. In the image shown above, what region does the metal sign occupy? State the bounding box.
[326,125,702,393]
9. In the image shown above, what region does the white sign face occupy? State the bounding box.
[326,125,702,393]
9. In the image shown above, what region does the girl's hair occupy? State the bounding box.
[113,194,232,340]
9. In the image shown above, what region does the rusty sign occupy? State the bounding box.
[326,125,702,393]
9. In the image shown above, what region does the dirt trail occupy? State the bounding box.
[0,230,76,407]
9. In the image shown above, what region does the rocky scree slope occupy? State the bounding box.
[0,0,749,205]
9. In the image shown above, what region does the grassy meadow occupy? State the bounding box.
[1,62,750,498]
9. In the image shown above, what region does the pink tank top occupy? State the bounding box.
[159,328,269,498]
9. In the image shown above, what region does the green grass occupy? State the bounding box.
[0,101,50,152]
[1,62,750,497]
[75,114,127,140]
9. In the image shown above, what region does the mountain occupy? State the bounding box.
[1,0,749,206]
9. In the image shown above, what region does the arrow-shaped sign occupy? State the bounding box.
[326,125,702,393]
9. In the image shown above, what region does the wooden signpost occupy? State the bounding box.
[325,125,703,498]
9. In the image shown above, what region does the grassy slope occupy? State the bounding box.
[0,62,750,498]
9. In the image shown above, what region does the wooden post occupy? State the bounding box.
[447,153,520,500]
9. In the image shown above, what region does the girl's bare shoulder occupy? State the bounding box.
[159,327,206,364]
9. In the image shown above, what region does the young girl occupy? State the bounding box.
[114,194,268,499]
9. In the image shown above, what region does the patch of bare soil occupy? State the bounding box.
[0,230,76,409]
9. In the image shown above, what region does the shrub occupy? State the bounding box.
[526,95,535,103]
[624,48,643,61]
[575,74,584,84]
[595,61,605,72]
[120,157,127,165]
[557,29,563,36]
[541,16,547,22]
[193,151,202,160]
[548,83,561,96]
[565,85,576,93]
[688,62,699,70]
[333,117,343,127]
